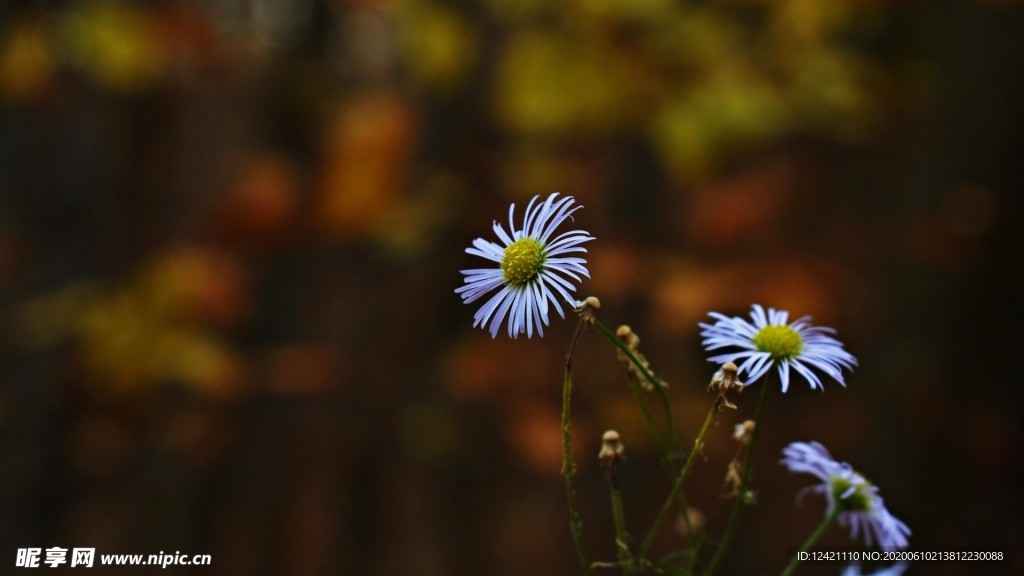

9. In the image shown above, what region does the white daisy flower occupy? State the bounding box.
[456,193,594,338]
[700,304,857,392]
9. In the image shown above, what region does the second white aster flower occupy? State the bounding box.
[700,304,857,392]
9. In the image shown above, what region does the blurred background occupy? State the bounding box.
[1,0,1021,575]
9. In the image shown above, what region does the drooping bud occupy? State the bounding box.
[709,362,743,394]
[708,362,744,409]
[574,296,601,324]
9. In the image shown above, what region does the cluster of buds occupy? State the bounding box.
[615,325,668,391]
[723,420,755,498]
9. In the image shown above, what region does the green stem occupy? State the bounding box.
[701,375,772,576]
[779,507,840,576]
[638,400,719,560]
[591,319,677,460]
[607,468,635,575]
[563,319,593,574]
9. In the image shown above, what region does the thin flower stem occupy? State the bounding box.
[591,318,677,460]
[701,375,772,576]
[606,468,635,575]
[564,318,593,574]
[779,507,840,576]
[638,401,719,560]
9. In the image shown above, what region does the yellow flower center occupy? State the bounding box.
[500,238,544,287]
[753,325,804,360]
[832,477,873,512]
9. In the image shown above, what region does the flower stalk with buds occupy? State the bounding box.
[598,430,635,574]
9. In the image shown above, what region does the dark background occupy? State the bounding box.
[1,1,1021,575]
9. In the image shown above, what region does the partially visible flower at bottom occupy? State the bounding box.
[781,441,911,549]
[841,563,909,576]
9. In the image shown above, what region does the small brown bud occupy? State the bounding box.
[709,362,743,393]
[616,324,640,352]
[614,325,665,391]
[574,296,601,323]
[733,420,755,446]
[598,429,626,467]
[724,458,743,497]
[709,362,744,409]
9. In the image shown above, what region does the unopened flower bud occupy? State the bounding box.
[616,324,640,350]
[723,420,756,498]
[724,459,743,497]
[574,296,601,324]
[615,325,666,391]
[733,420,755,446]
[598,429,626,467]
